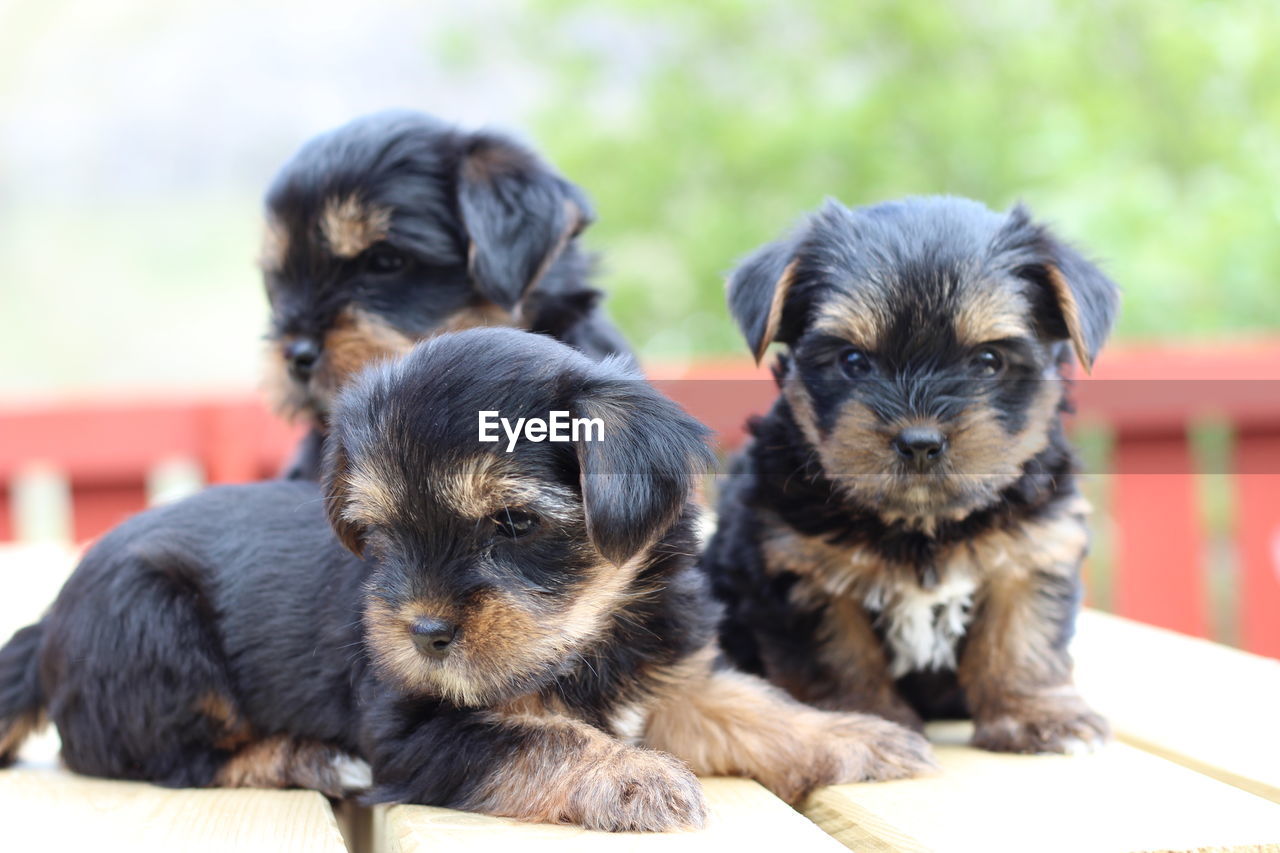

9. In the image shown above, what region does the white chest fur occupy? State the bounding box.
[863,573,978,677]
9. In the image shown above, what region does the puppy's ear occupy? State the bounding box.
[321,429,367,557]
[998,204,1120,373]
[726,236,801,364]
[458,133,594,311]
[574,368,714,566]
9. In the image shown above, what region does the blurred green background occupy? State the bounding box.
[2,0,1278,396]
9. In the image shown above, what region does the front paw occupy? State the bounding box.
[760,712,937,803]
[972,703,1110,754]
[570,746,707,832]
[821,712,938,784]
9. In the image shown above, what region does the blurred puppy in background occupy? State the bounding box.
[261,110,632,479]
[703,197,1118,754]
[0,329,931,832]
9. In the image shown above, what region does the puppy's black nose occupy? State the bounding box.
[284,338,321,381]
[893,427,947,471]
[410,618,457,659]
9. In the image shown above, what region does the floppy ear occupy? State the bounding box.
[726,236,801,364]
[457,133,594,312]
[573,371,714,566]
[321,429,367,557]
[998,204,1120,373]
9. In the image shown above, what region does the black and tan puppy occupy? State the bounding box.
[262,110,631,479]
[0,329,930,831]
[703,197,1119,754]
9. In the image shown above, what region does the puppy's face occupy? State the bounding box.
[323,329,710,706]
[260,111,592,423]
[729,198,1119,521]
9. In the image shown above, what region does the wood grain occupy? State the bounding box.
[0,766,347,853]
[376,778,846,853]
[1072,609,1280,803]
[805,721,1280,853]
[0,544,349,853]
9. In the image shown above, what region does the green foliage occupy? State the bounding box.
[440,0,1280,358]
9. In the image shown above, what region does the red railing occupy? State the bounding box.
[2,342,1278,657]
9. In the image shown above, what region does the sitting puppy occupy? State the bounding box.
[702,197,1118,754]
[262,110,632,479]
[0,329,931,831]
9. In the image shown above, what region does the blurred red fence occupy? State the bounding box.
[2,342,1279,657]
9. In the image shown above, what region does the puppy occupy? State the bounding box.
[0,329,931,832]
[261,110,632,479]
[702,197,1119,754]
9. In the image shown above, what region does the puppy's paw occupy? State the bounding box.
[820,712,938,784]
[972,705,1110,755]
[570,746,707,832]
[751,711,936,804]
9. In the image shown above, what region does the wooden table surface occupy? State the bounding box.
[2,543,1278,853]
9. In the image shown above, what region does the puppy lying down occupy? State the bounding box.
[0,328,932,832]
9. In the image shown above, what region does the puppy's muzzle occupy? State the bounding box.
[410,617,458,659]
[893,426,947,472]
[284,338,322,382]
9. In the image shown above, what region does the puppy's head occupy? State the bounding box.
[729,197,1118,522]
[323,328,711,706]
[261,111,594,424]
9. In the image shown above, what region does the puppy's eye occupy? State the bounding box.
[491,510,539,539]
[365,244,407,275]
[839,348,874,379]
[972,347,1004,377]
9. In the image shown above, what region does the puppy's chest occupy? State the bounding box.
[861,572,977,676]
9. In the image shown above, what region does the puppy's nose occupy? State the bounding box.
[410,618,458,659]
[893,427,947,471]
[284,338,321,381]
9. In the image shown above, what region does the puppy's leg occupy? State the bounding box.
[793,595,924,730]
[365,705,706,832]
[46,551,251,788]
[644,647,935,805]
[958,569,1109,754]
[215,736,367,798]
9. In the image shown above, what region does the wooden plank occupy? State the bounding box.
[1235,429,1280,658]
[0,767,348,853]
[0,544,347,852]
[376,778,846,853]
[1110,430,1208,638]
[805,722,1280,853]
[1072,609,1280,803]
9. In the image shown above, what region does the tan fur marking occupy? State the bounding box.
[0,709,45,761]
[323,306,416,389]
[437,301,517,335]
[434,457,577,521]
[752,258,800,363]
[320,195,392,258]
[464,712,706,831]
[811,295,885,353]
[953,285,1033,346]
[644,647,934,803]
[958,505,1108,753]
[504,198,586,314]
[258,217,288,273]
[196,692,253,751]
[752,491,1094,735]
[215,736,348,796]
[1044,263,1093,372]
[785,358,1066,523]
[342,463,401,528]
[364,554,649,706]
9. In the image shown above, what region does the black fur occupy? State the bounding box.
[704,196,1118,743]
[263,111,633,479]
[0,329,719,820]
